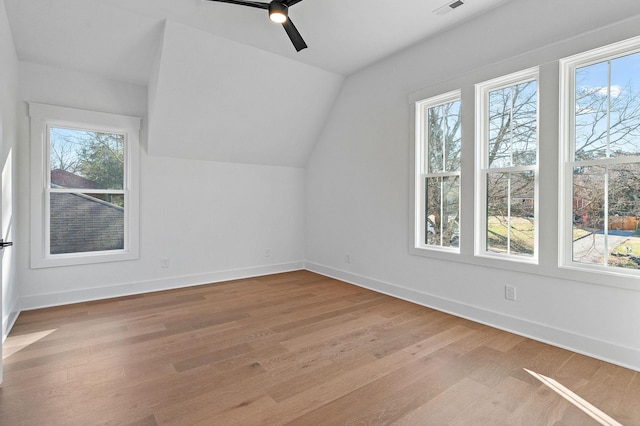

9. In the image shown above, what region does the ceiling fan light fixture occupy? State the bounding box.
[269,2,288,23]
[206,0,307,51]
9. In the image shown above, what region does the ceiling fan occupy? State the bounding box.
[206,0,307,52]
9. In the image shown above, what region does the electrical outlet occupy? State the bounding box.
[505,285,516,301]
[345,253,352,263]
[161,257,170,268]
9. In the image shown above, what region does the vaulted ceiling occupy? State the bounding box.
[4,0,511,166]
[5,0,510,83]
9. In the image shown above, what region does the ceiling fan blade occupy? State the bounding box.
[206,0,269,10]
[282,18,307,52]
[283,0,304,6]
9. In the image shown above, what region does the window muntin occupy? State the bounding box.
[29,103,140,268]
[476,69,539,261]
[562,45,640,274]
[415,91,461,251]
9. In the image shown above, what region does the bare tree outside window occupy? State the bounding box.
[49,127,126,254]
[484,79,538,257]
[572,51,640,270]
[422,97,461,249]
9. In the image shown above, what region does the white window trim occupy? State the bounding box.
[407,40,640,291]
[475,67,540,264]
[413,90,462,254]
[29,102,141,268]
[559,35,640,278]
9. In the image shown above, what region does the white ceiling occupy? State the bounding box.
[5,0,511,85]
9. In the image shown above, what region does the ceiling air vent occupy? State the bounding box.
[434,0,465,15]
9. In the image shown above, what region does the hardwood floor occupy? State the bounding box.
[1,271,638,425]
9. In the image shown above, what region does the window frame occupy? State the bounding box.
[29,102,141,268]
[414,90,462,253]
[559,36,640,278]
[475,67,540,264]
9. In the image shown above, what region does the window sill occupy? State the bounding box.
[31,250,139,269]
[409,244,640,292]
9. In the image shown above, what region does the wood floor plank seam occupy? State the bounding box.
[1,271,636,425]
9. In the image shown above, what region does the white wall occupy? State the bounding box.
[0,0,19,342]
[148,21,344,168]
[306,0,640,371]
[16,61,305,309]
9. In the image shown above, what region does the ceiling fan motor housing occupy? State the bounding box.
[269,1,288,23]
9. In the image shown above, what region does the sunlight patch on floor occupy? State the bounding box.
[3,329,57,359]
[524,368,622,426]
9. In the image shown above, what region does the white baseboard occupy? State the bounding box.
[20,261,305,311]
[2,295,20,342]
[305,261,640,373]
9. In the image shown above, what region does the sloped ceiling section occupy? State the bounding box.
[147,20,344,167]
[4,0,162,86]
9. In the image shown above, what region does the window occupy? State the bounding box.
[560,37,640,275]
[415,91,461,251]
[29,103,140,268]
[476,68,539,262]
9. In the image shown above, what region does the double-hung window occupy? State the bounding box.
[476,68,539,262]
[29,103,140,268]
[415,91,462,251]
[560,37,640,275]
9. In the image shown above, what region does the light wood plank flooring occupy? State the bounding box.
[1,271,638,425]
